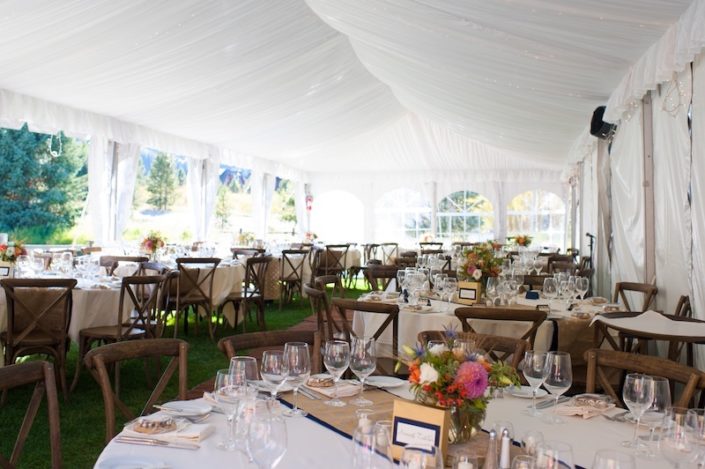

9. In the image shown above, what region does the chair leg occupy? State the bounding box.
[71,336,88,393]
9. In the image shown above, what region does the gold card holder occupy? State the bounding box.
[391,400,449,461]
[456,281,481,305]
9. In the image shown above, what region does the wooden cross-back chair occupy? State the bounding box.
[379,243,398,265]
[417,330,528,369]
[303,283,334,338]
[175,257,220,340]
[217,255,271,332]
[454,307,547,350]
[362,244,380,266]
[0,361,61,469]
[279,249,309,310]
[218,330,322,374]
[612,281,658,312]
[419,241,443,250]
[100,255,149,276]
[394,256,417,269]
[140,263,181,338]
[522,274,552,291]
[85,338,188,443]
[314,244,350,278]
[72,275,165,392]
[0,278,77,398]
[549,261,578,275]
[314,274,345,302]
[366,264,399,292]
[585,349,705,408]
[546,254,574,273]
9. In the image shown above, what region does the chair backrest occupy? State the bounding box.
[394,256,417,268]
[117,275,165,339]
[419,242,443,250]
[454,306,547,349]
[585,349,705,408]
[0,278,76,348]
[417,330,528,369]
[317,244,350,275]
[314,274,345,301]
[378,243,399,265]
[280,249,309,283]
[217,330,321,374]
[0,361,61,469]
[85,338,188,442]
[522,274,551,291]
[100,256,149,276]
[175,257,221,306]
[366,264,399,292]
[303,283,332,335]
[612,281,658,312]
[549,261,578,275]
[674,295,692,318]
[244,255,272,297]
[546,254,574,273]
[139,261,169,275]
[331,298,400,355]
[362,244,380,265]
[231,248,265,260]
[420,249,445,256]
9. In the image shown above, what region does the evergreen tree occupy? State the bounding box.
[146,153,176,211]
[215,185,231,230]
[0,125,87,242]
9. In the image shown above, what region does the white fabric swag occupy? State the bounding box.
[115,143,141,241]
[188,156,221,242]
[87,138,113,245]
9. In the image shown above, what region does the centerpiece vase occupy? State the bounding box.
[448,406,484,444]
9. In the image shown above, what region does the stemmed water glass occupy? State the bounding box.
[323,340,350,407]
[247,402,288,469]
[640,376,671,457]
[443,278,457,312]
[686,408,705,465]
[283,342,311,418]
[230,356,259,383]
[661,407,698,468]
[533,258,543,275]
[16,255,30,278]
[396,270,407,294]
[522,351,548,417]
[432,274,447,300]
[214,368,246,451]
[350,337,376,407]
[621,374,654,448]
[542,278,558,311]
[260,351,287,400]
[576,277,589,300]
[535,441,574,469]
[542,351,572,424]
[486,277,499,306]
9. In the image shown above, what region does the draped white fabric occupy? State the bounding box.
[294,181,308,237]
[187,156,221,241]
[609,103,645,289]
[87,138,113,244]
[579,149,598,261]
[651,70,692,322]
[114,143,141,241]
[595,140,612,299]
[691,55,705,368]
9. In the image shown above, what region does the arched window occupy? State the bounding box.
[375,188,432,244]
[506,190,566,248]
[436,190,494,242]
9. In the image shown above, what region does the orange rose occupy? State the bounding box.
[409,364,420,384]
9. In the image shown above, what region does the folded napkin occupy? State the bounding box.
[201,392,225,413]
[304,380,360,398]
[122,415,215,442]
[555,396,615,419]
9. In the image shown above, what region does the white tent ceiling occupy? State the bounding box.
[0,0,696,174]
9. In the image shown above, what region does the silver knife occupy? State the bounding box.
[534,396,570,410]
[115,436,200,450]
[298,387,320,400]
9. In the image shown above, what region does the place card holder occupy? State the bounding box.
[391,400,449,461]
[456,281,481,305]
[0,261,13,278]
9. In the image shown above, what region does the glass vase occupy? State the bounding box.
[448,406,484,444]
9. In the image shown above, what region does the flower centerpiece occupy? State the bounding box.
[401,327,520,443]
[304,231,318,242]
[140,231,166,259]
[508,234,532,247]
[0,241,27,263]
[237,231,255,246]
[456,242,502,285]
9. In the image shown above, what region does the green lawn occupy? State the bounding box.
[0,289,348,468]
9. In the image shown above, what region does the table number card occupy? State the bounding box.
[456,281,481,305]
[391,400,449,460]
[0,261,13,278]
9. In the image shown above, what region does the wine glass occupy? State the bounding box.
[432,274,447,300]
[542,278,558,311]
[621,374,654,448]
[443,278,458,311]
[396,270,407,293]
[640,376,671,457]
[283,342,311,418]
[374,420,394,463]
[214,369,245,451]
[485,277,499,306]
[323,340,350,407]
[16,255,30,278]
[542,351,572,424]
[511,455,536,469]
[30,256,45,276]
[535,441,574,469]
[592,450,635,469]
[399,444,443,469]
[533,258,543,275]
[661,407,698,468]
[686,408,705,465]
[230,356,259,384]
[352,417,394,469]
[520,430,544,457]
[576,277,589,300]
[350,337,376,407]
[260,351,287,400]
[247,406,287,469]
[522,351,548,417]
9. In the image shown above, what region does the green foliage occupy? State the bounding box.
[146,153,176,211]
[215,185,231,230]
[0,125,87,243]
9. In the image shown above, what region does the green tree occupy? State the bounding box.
[146,153,176,211]
[215,185,231,230]
[0,125,87,242]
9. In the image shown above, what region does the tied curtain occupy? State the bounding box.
[115,143,140,241]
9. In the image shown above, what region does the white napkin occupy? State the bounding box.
[304,380,360,398]
[555,402,615,419]
[122,414,214,442]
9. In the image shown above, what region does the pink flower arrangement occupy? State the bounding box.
[140,231,166,254]
[0,241,27,262]
[455,361,489,400]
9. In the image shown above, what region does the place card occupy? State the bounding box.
[0,261,13,278]
[391,400,449,460]
[456,281,481,305]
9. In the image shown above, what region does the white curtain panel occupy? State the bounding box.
[651,69,692,321]
[114,143,140,241]
[263,173,276,238]
[294,181,308,237]
[579,149,598,259]
[609,102,645,291]
[87,138,113,245]
[187,156,221,241]
[691,54,705,368]
[595,140,612,299]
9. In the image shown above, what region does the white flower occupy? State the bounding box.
[428,343,448,356]
[472,269,482,281]
[6,247,14,257]
[419,363,440,385]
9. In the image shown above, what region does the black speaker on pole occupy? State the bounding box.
[590,106,618,140]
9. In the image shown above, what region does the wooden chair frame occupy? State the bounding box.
[303,284,334,338]
[218,330,322,374]
[417,330,528,369]
[85,338,188,443]
[454,306,547,350]
[175,257,221,339]
[378,243,399,266]
[100,256,149,276]
[314,274,345,302]
[279,249,309,310]
[331,298,400,356]
[0,361,61,469]
[217,256,271,332]
[612,282,658,312]
[231,248,265,260]
[366,265,399,292]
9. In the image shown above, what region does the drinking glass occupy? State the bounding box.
[451,453,478,469]
[511,455,536,469]
[352,418,394,469]
[374,420,394,462]
[621,374,654,448]
[520,430,544,457]
[247,408,287,469]
[443,278,458,311]
[214,369,245,451]
[640,376,671,457]
[533,258,543,275]
[661,407,698,468]
[485,277,499,306]
[399,445,443,469]
[432,274,447,299]
[16,255,30,277]
[229,356,259,383]
[323,340,350,407]
[542,278,558,311]
[542,351,572,424]
[350,337,376,407]
[396,270,407,293]
[30,256,45,276]
[522,351,548,417]
[283,342,311,417]
[535,441,574,469]
[575,277,589,300]
[260,351,287,400]
[686,408,705,465]
[592,450,635,469]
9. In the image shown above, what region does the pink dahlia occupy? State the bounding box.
[454,361,488,399]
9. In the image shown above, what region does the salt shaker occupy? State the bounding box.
[499,428,511,469]
[482,429,498,469]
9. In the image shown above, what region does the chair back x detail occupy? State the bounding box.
[454,306,547,352]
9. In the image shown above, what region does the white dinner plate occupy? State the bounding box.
[97,455,169,469]
[367,376,406,388]
[508,385,548,399]
[158,400,211,417]
[251,380,294,393]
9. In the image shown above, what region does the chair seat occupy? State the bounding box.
[79,326,146,340]
[180,293,209,305]
[0,330,62,347]
[223,292,262,303]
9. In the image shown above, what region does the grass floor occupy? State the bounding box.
[0,284,365,468]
